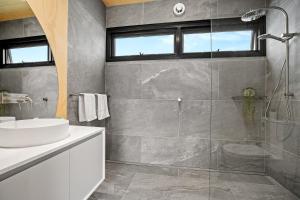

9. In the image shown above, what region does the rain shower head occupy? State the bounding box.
[257,33,286,42]
[241,9,267,22]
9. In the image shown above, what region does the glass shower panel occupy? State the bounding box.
[209,18,267,200]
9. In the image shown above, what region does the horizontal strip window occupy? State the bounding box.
[106,17,266,61]
[0,36,55,68]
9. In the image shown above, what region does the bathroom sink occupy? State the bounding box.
[0,118,70,148]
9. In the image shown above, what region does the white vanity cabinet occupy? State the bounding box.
[70,134,105,200]
[0,130,105,200]
[0,151,70,200]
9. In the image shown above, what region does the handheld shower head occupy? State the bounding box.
[257,33,286,42]
[241,9,267,22]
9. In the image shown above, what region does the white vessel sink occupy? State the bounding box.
[0,118,70,148]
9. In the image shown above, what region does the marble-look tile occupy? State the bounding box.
[216,0,266,18]
[211,100,263,141]
[178,168,209,179]
[175,137,210,168]
[165,189,209,200]
[0,69,23,92]
[141,60,211,100]
[211,58,266,100]
[141,136,210,168]
[230,182,299,200]
[23,17,45,37]
[0,19,24,40]
[265,117,300,157]
[68,0,106,123]
[210,171,273,186]
[93,162,300,200]
[20,66,58,103]
[0,66,58,119]
[105,162,178,177]
[266,145,300,198]
[179,100,211,138]
[143,0,213,24]
[141,137,178,166]
[108,99,178,137]
[96,164,136,196]
[89,192,122,200]
[209,187,235,200]
[295,158,300,198]
[128,173,209,191]
[121,189,166,200]
[109,135,142,163]
[105,63,141,99]
[211,140,266,173]
[20,102,56,119]
[106,4,143,28]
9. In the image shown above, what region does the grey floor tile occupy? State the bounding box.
[92,162,299,200]
[89,192,122,200]
[128,173,209,192]
[121,189,167,200]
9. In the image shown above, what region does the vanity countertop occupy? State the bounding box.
[0,125,104,181]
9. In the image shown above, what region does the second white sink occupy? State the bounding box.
[0,118,70,148]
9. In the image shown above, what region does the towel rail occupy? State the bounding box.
[69,93,110,98]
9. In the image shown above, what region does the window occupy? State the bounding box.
[107,17,266,61]
[0,36,54,68]
[183,32,211,53]
[114,34,175,56]
[211,30,253,51]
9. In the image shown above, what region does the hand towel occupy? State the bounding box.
[96,94,110,120]
[78,93,97,122]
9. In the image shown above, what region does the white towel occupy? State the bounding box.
[96,94,110,120]
[78,93,97,122]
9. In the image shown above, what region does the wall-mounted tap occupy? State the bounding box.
[0,92,32,104]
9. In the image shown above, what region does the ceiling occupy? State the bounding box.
[102,0,155,7]
[0,0,34,21]
[0,0,154,22]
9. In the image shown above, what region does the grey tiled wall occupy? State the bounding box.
[0,18,58,119]
[265,0,300,197]
[106,0,266,27]
[106,58,267,172]
[67,0,106,126]
[105,0,268,173]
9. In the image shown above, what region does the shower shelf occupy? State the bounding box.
[231,96,267,100]
[264,117,299,125]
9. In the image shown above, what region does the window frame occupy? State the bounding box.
[106,17,266,62]
[0,36,55,68]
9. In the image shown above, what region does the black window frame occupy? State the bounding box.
[0,35,55,68]
[106,17,266,62]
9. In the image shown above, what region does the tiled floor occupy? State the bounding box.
[89,162,300,200]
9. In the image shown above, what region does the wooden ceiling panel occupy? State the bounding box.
[103,0,155,7]
[0,0,34,21]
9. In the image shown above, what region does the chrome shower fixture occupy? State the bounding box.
[242,6,299,124]
[257,33,286,42]
[242,6,298,97]
[241,9,267,22]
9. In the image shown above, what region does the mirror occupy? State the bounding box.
[0,0,58,119]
